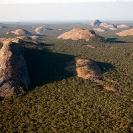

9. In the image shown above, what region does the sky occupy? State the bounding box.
[0,0,133,22]
[0,0,133,4]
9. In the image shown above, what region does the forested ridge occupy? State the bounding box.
[0,23,133,132]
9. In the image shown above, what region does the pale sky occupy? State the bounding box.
[0,0,133,4]
[0,0,133,21]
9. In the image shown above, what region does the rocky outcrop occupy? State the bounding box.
[0,38,30,97]
[76,59,103,83]
[117,24,130,29]
[91,20,117,29]
[35,27,52,34]
[116,29,133,36]
[57,28,97,41]
[99,22,109,27]
[93,28,105,32]
[90,19,101,26]
[65,58,103,83]
[109,28,117,31]
[100,22,117,29]
[65,58,116,91]
[7,29,32,36]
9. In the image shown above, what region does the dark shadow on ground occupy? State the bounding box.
[24,46,74,89]
[96,61,115,73]
[106,38,126,43]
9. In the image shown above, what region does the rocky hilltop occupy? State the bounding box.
[90,19,131,31]
[35,26,52,34]
[117,24,130,29]
[116,29,133,36]
[90,19,101,26]
[65,58,103,84]
[7,29,32,36]
[0,38,30,97]
[93,28,105,32]
[57,28,97,41]
[65,58,116,91]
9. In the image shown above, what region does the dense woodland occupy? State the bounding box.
[0,22,133,132]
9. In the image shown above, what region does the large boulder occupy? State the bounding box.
[0,38,30,97]
[57,28,97,41]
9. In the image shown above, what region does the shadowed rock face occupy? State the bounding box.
[57,28,97,41]
[0,38,30,97]
[90,19,101,26]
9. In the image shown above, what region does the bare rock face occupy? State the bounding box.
[57,28,97,41]
[117,24,130,29]
[76,59,103,83]
[116,29,133,36]
[7,29,32,35]
[0,38,30,97]
[65,58,103,83]
[90,19,101,26]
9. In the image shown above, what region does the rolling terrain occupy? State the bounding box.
[0,21,133,132]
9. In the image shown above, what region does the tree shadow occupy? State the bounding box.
[39,42,55,47]
[95,61,115,73]
[106,38,126,43]
[24,47,74,89]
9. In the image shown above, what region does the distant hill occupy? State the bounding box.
[57,28,97,41]
[116,29,133,36]
[0,26,7,28]
[93,28,105,32]
[90,19,101,26]
[117,24,130,29]
[7,29,32,36]
[90,19,130,31]
[35,26,52,34]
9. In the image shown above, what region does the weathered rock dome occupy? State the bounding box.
[9,29,32,35]
[117,24,130,29]
[57,28,97,41]
[90,19,101,26]
[116,29,133,36]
